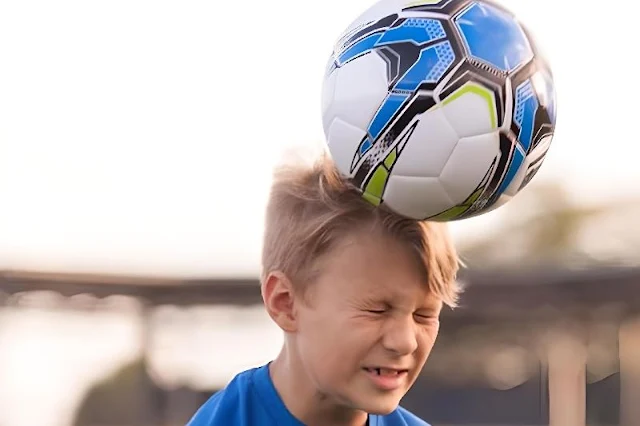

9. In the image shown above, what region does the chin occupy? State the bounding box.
[355,396,401,416]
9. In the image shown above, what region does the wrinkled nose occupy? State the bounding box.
[381,315,419,355]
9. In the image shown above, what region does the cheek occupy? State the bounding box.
[417,325,440,358]
[298,312,372,375]
[298,307,344,341]
[428,322,440,341]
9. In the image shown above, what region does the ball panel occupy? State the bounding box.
[508,60,556,157]
[367,92,411,145]
[463,193,512,220]
[350,93,437,190]
[405,0,450,7]
[496,143,526,196]
[440,80,498,138]
[335,13,400,65]
[395,40,456,92]
[403,0,471,15]
[383,175,454,219]
[439,131,499,204]
[360,140,406,206]
[428,185,482,220]
[512,79,539,153]
[392,106,458,178]
[531,67,557,127]
[337,33,385,66]
[513,133,552,193]
[499,77,513,133]
[333,52,389,131]
[321,64,339,136]
[327,117,368,177]
[436,62,507,129]
[376,17,446,46]
[453,1,533,74]
[502,150,528,197]
[363,162,390,206]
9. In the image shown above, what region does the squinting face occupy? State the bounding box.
[292,231,442,416]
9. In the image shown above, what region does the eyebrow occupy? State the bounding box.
[415,304,442,314]
[357,292,442,311]
[357,293,389,306]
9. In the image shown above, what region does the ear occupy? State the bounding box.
[261,271,299,333]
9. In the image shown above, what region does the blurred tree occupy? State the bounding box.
[72,357,165,426]
[458,182,640,268]
[72,356,213,426]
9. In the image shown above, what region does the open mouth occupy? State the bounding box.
[363,367,408,376]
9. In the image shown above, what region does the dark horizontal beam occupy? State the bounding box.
[0,266,639,316]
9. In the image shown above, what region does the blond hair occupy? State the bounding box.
[261,153,462,308]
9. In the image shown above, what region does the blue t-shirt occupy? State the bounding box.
[187,363,429,426]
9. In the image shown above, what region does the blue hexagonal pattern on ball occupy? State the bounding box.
[454,2,533,73]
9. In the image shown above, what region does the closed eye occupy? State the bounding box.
[414,313,439,324]
[367,310,386,314]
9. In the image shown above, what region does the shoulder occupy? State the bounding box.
[186,368,259,426]
[373,406,431,426]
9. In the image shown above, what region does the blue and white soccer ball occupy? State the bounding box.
[321,0,557,221]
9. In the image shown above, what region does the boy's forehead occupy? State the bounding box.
[320,233,424,281]
[319,255,440,307]
[356,278,442,304]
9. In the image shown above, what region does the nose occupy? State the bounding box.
[381,314,419,355]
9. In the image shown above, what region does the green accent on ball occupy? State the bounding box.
[362,192,381,206]
[442,81,498,130]
[431,205,468,221]
[383,148,397,169]
[430,186,484,221]
[365,166,389,199]
[362,147,401,207]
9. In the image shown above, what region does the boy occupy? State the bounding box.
[188,153,462,426]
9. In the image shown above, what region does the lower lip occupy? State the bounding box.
[363,369,407,390]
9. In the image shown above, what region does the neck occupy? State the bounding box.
[269,348,368,426]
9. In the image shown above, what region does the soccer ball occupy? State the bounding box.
[321,0,557,221]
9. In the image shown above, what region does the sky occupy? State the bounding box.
[0,0,638,278]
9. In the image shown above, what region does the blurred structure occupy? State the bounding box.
[1,184,639,426]
[0,264,639,426]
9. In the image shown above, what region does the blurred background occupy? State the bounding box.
[0,0,638,425]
